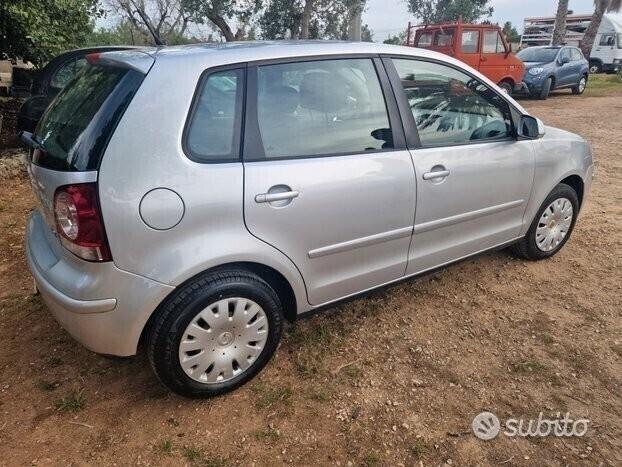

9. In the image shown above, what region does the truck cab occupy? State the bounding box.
[589,14,622,73]
[407,21,525,95]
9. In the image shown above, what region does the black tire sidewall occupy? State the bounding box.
[524,184,579,260]
[499,81,512,95]
[150,273,283,398]
[573,76,587,95]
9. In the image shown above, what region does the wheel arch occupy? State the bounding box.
[559,174,585,209]
[138,261,300,350]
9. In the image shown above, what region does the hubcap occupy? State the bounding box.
[536,198,573,252]
[178,297,269,384]
[579,78,586,92]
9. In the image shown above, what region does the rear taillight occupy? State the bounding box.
[53,183,112,262]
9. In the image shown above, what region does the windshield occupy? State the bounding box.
[33,63,144,171]
[517,47,559,63]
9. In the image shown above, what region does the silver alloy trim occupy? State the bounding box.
[535,197,573,252]
[178,297,269,384]
[413,199,524,234]
[308,226,413,259]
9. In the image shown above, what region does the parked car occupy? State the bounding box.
[16,46,133,133]
[406,20,525,95]
[517,46,589,99]
[22,42,593,398]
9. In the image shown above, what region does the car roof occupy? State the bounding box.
[148,40,446,63]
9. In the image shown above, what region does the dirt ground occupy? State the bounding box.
[0,85,620,466]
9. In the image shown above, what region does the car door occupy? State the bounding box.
[557,48,574,87]
[243,57,416,306]
[459,29,481,70]
[480,29,508,83]
[594,33,616,66]
[385,57,535,274]
[569,48,586,82]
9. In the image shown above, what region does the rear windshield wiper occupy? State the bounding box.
[21,131,43,150]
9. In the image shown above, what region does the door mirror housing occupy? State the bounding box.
[559,56,570,65]
[517,115,545,139]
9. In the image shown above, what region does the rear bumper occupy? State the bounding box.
[26,210,174,356]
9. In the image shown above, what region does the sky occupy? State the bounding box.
[364,0,602,40]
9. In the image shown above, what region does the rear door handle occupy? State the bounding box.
[423,169,450,180]
[255,191,299,203]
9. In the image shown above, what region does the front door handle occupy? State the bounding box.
[423,169,450,180]
[255,190,299,204]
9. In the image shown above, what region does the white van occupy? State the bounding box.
[589,14,622,73]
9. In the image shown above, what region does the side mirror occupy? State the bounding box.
[560,56,570,65]
[518,115,545,139]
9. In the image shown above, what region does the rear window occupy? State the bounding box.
[417,32,433,47]
[33,63,144,171]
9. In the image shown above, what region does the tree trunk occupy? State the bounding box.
[207,12,236,42]
[347,0,363,41]
[552,0,569,45]
[580,0,608,58]
[300,0,314,40]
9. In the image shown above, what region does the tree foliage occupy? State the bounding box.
[0,0,100,66]
[406,0,493,24]
[182,0,262,41]
[383,31,406,45]
[502,21,520,44]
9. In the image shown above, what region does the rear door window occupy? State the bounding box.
[34,63,144,171]
[434,29,455,47]
[417,32,433,47]
[250,58,393,160]
[185,68,245,162]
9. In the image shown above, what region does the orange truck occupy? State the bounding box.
[405,20,525,95]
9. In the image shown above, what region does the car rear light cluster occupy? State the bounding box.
[53,183,112,262]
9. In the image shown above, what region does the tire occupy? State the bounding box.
[572,75,587,95]
[498,80,513,95]
[538,77,552,100]
[510,183,579,261]
[148,268,283,398]
[589,61,602,74]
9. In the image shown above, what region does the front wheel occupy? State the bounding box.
[498,81,513,95]
[572,75,587,95]
[148,268,283,398]
[510,183,579,261]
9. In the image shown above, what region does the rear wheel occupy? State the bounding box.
[511,183,579,260]
[148,268,283,398]
[538,77,552,100]
[572,75,587,95]
[589,61,602,74]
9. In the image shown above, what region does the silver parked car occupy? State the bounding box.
[24,42,594,397]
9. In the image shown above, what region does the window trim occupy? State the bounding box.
[382,55,518,150]
[182,64,247,164]
[242,54,405,162]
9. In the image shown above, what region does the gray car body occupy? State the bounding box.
[520,46,590,94]
[25,41,594,356]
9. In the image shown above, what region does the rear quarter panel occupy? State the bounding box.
[97,55,309,313]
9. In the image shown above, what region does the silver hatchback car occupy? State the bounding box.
[24,42,594,397]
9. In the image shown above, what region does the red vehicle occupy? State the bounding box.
[406,20,525,94]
